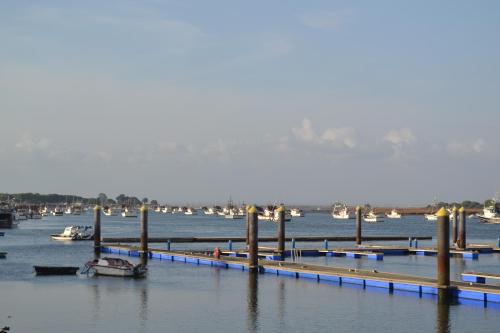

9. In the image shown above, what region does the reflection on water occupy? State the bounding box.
[139,286,148,331]
[91,284,100,326]
[277,280,286,331]
[247,272,259,333]
[436,289,451,333]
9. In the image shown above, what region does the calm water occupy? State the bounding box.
[1,212,500,332]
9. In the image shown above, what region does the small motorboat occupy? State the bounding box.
[0,252,6,259]
[51,225,94,241]
[290,208,305,217]
[385,209,401,219]
[332,204,350,220]
[0,232,5,237]
[184,207,197,215]
[225,208,243,219]
[34,266,79,276]
[121,207,138,218]
[364,210,383,223]
[424,213,438,221]
[83,257,147,277]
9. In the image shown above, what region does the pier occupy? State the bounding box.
[101,244,500,304]
[102,235,433,243]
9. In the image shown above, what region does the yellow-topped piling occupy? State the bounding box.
[247,205,259,271]
[437,207,450,288]
[436,207,448,217]
[458,207,467,249]
[276,205,286,259]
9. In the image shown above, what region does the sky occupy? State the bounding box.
[1,0,499,206]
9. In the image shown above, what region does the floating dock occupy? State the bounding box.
[101,244,500,304]
[462,272,500,284]
[102,235,432,243]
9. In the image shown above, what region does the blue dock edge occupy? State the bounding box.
[101,246,500,305]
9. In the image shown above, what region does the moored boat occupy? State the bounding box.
[364,210,382,223]
[332,204,350,220]
[290,208,304,217]
[83,257,147,277]
[34,266,79,276]
[51,225,94,241]
[385,209,401,219]
[424,213,438,221]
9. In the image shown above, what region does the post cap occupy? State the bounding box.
[276,205,285,212]
[140,204,148,212]
[247,206,257,214]
[94,205,101,211]
[459,207,465,213]
[356,205,361,211]
[436,207,448,217]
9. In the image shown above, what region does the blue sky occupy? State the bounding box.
[1,1,499,205]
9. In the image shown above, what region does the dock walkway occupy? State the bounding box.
[101,244,500,304]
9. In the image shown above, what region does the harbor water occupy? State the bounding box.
[1,212,500,332]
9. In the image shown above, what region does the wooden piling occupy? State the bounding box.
[93,205,101,255]
[356,206,362,245]
[436,207,450,288]
[276,205,285,260]
[140,204,148,262]
[246,205,250,247]
[248,206,259,271]
[452,206,458,245]
[458,207,466,250]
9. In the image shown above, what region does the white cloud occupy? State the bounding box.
[15,135,52,153]
[300,10,348,29]
[383,129,416,159]
[321,127,356,149]
[292,118,356,149]
[447,138,485,156]
[292,118,320,143]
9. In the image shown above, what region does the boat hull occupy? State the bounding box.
[93,265,146,277]
[34,266,79,276]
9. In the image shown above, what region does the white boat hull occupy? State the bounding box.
[93,266,138,277]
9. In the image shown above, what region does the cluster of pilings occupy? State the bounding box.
[93,203,468,299]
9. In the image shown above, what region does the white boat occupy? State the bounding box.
[385,209,401,219]
[290,208,304,217]
[51,225,93,241]
[104,207,120,216]
[161,206,172,213]
[424,213,438,221]
[225,208,243,219]
[83,257,147,277]
[332,204,350,219]
[121,207,138,218]
[478,200,500,223]
[237,207,246,216]
[52,207,64,216]
[258,206,274,221]
[185,207,197,215]
[64,206,73,215]
[173,206,186,214]
[364,210,382,223]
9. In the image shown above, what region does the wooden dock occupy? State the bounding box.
[102,235,432,243]
[101,244,500,304]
